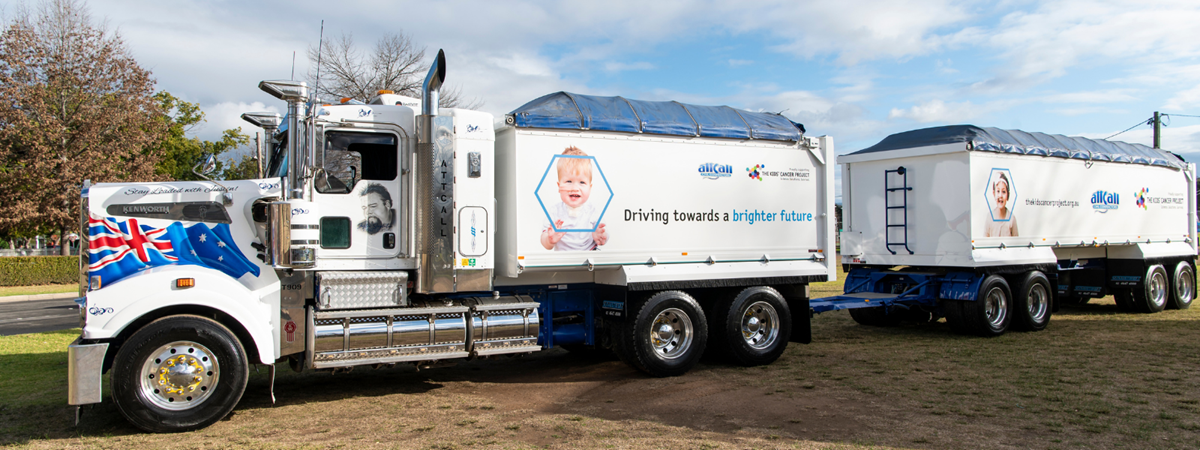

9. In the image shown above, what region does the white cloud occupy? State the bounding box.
[888,99,981,123]
[1165,85,1200,111]
[603,61,655,73]
[728,59,753,67]
[193,101,282,142]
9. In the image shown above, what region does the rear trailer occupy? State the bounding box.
[815,125,1197,336]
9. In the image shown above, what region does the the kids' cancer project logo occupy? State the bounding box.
[747,164,764,181]
[1135,188,1148,209]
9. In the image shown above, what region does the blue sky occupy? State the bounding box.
[71,0,1200,160]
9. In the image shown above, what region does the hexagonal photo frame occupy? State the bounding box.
[985,168,1016,222]
[535,154,613,232]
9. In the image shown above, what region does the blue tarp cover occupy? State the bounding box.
[850,125,1184,169]
[507,92,804,142]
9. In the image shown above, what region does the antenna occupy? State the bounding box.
[314,20,325,102]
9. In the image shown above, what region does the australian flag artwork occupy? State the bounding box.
[88,215,261,288]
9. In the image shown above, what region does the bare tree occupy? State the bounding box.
[0,0,166,254]
[307,31,482,109]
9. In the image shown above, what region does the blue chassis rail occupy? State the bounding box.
[810,269,985,314]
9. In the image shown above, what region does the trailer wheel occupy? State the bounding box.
[1011,271,1052,332]
[961,275,1012,337]
[708,287,791,366]
[1168,261,1195,310]
[615,291,707,377]
[848,306,902,327]
[111,315,249,432]
[1133,265,1169,313]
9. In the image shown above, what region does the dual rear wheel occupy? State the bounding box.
[946,271,1051,337]
[614,287,791,377]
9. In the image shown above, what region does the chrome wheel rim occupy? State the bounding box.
[139,340,219,411]
[984,287,1008,328]
[1176,267,1194,306]
[740,301,780,350]
[1150,270,1168,309]
[649,308,693,360]
[1026,283,1049,323]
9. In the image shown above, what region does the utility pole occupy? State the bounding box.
[1153,111,1161,149]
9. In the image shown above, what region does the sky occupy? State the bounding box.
[59,0,1200,163]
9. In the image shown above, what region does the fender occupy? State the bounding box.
[83,264,278,364]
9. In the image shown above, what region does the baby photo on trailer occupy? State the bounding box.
[985,168,1019,237]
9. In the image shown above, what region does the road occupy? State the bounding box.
[0,297,79,336]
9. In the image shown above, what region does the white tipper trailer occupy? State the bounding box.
[816,125,1197,336]
[67,51,837,432]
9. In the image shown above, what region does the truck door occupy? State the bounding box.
[311,129,404,262]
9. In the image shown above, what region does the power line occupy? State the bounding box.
[1105,117,1152,140]
[1165,113,1200,119]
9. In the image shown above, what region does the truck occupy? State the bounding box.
[67,50,838,432]
[814,125,1197,336]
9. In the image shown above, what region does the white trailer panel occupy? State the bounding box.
[494,129,835,284]
[840,126,1197,268]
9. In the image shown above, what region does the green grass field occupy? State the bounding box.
[0,284,77,298]
[2,270,1198,449]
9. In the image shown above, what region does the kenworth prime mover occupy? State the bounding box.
[67,52,837,432]
[814,126,1196,336]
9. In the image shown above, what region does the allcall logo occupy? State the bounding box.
[1091,190,1119,213]
[698,162,733,179]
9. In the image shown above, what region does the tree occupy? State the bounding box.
[0,0,166,254]
[307,32,482,109]
[152,92,253,181]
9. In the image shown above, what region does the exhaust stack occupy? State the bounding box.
[416,50,455,293]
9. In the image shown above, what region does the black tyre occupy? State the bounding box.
[614,290,707,377]
[111,315,249,432]
[1011,271,1052,332]
[960,275,1012,337]
[1168,261,1195,310]
[1113,290,1136,312]
[942,299,970,335]
[1133,264,1169,313]
[708,287,791,366]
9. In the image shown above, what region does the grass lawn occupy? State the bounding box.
[1,267,1198,449]
[0,284,77,298]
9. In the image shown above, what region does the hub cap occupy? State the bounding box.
[649,308,693,360]
[1177,268,1195,306]
[139,341,219,411]
[1026,283,1048,323]
[740,301,780,350]
[1149,270,1168,309]
[984,287,1008,328]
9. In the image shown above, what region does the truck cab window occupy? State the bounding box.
[316,131,397,193]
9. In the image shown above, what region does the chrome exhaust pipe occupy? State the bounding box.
[422,49,446,116]
[416,50,455,293]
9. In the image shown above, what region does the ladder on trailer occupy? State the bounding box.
[885,166,914,255]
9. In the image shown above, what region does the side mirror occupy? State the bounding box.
[193,154,219,177]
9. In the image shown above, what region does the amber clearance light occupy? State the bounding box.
[175,278,195,289]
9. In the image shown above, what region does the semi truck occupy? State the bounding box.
[814,126,1197,336]
[67,51,837,432]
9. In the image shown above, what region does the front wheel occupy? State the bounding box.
[1168,261,1195,310]
[709,287,791,366]
[111,315,249,432]
[615,291,707,377]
